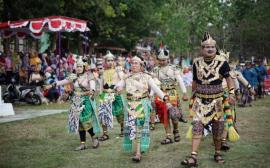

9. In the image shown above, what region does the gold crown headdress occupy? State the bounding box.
[201,32,216,46]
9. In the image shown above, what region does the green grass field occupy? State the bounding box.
[0,96,270,168]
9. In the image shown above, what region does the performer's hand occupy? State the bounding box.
[182,93,188,101]
[249,88,256,96]
[163,95,169,103]
[116,86,123,92]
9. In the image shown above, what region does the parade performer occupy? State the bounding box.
[97,51,125,141]
[181,32,237,166]
[219,50,254,151]
[119,55,170,162]
[147,54,158,130]
[152,48,188,144]
[46,56,100,150]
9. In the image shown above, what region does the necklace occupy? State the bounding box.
[103,69,115,84]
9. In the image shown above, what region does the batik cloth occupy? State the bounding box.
[68,95,101,134]
[98,93,124,128]
[123,98,151,152]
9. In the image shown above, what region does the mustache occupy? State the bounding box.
[207,50,215,54]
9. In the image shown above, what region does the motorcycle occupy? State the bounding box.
[3,78,42,105]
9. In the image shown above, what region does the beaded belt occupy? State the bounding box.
[196,84,224,99]
[127,93,148,101]
[160,80,176,91]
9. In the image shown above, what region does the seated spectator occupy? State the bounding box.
[29,64,44,86]
[19,67,28,85]
[44,66,59,103]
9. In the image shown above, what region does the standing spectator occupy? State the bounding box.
[242,61,257,106]
[255,59,267,98]
[67,52,75,71]
[251,63,259,98]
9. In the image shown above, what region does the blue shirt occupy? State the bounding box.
[242,68,259,87]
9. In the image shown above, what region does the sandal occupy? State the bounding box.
[119,133,124,137]
[214,153,225,164]
[74,143,87,151]
[119,128,124,137]
[161,136,173,145]
[92,138,99,149]
[181,152,198,167]
[150,123,155,130]
[132,153,141,162]
[173,130,181,142]
[221,140,230,151]
[179,117,188,123]
[98,134,109,141]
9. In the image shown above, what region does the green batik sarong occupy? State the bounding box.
[123,97,152,152]
[79,96,101,134]
[99,93,124,116]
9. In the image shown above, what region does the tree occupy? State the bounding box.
[152,0,224,56]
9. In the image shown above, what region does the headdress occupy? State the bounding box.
[201,32,216,46]
[76,56,86,66]
[104,50,115,60]
[219,49,230,61]
[131,55,144,63]
[157,48,169,60]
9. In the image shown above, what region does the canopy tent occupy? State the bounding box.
[0,16,90,56]
[0,16,89,39]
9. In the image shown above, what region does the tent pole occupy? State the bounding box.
[84,32,87,56]
[58,32,61,57]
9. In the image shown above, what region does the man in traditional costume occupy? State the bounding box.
[152,48,188,144]
[219,50,254,151]
[181,32,236,166]
[118,55,170,162]
[46,57,100,150]
[97,51,125,141]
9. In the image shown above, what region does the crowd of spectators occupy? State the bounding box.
[0,49,269,106]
